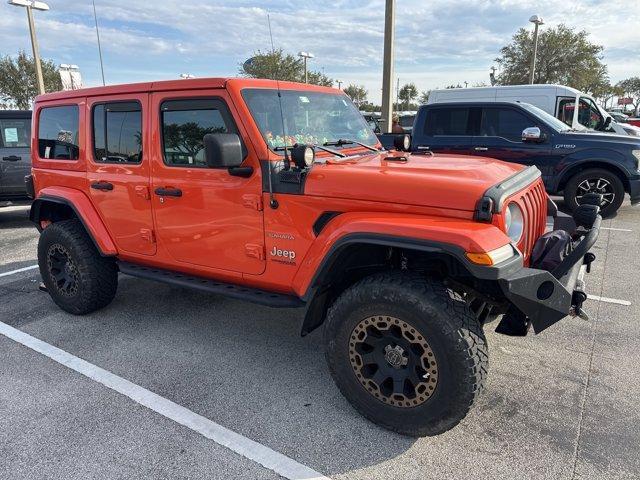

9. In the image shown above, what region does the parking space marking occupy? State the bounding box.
[600,227,632,232]
[587,294,631,306]
[0,264,38,278]
[0,321,330,480]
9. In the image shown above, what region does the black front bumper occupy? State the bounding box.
[498,211,601,334]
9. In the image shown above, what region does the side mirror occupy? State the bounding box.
[203,133,243,168]
[522,127,544,143]
[603,116,612,129]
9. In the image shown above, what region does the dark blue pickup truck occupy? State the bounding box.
[379,101,640,216]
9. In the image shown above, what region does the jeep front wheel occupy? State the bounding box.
[323,273,488,437]
[38,219,118,315]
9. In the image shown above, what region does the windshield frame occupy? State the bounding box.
[240,87,378,156]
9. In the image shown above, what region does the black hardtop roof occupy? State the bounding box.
[0,110,32,119]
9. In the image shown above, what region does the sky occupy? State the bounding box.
[1,0,639,104]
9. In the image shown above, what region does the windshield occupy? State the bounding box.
[242,88,377,152]
[518,102,572,132]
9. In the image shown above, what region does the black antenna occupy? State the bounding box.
[268,13,291,174]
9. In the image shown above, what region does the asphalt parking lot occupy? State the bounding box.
[1,200,639,480]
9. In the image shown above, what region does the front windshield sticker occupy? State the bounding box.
[242,88,377,152]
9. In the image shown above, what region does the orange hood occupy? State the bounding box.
[304,152,525,212]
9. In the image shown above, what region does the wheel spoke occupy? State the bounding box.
[392,376,405,395]
[371,369,388,386]
[359,351,377,365]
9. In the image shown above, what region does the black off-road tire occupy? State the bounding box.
[324,272,488,437]
[38,219,118,315]
[563,168,625,218]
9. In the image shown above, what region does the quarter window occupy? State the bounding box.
[424,108,469,136]
[0,117,31,148]
[93,101,142,163]
[161,99,234,167]
[480,108,532,141]
[38,105,79,160]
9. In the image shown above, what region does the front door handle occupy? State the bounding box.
[474,147,489,151]
[154,187,182,197]
[90,181,114,191]
[2,155,21,161]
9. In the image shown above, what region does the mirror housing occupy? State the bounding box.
[203,133,243,168]
[603,116,612,129]
[522,127,544,143]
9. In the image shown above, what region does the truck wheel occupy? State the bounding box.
[323,272,488,436]
[38,219,117,315]
[564,168,624,217]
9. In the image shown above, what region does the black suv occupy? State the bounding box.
[0,110,32,205]
[409,102,640,216]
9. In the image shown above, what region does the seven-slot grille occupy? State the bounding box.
[511,179,548,264]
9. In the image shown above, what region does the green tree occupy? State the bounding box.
[616,77,640,113]
[418,90,431,104]
[239,49,333,87]
[495,24,607,92]
[343,84,368,107]
[398,83,418,109]
[0,51,62,109]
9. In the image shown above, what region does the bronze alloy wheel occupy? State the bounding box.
[348,315,438,408]
[46,243,79,296]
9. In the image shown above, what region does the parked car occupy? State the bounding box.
[398,112,416,133]
[410,101,640,216]
[0,110,32,205]
[361,111,381,133]
[428,84,639,137]
[29,78,600,436]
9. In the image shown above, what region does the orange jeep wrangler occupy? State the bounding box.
[27,78,601,436]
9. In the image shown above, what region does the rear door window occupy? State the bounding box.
[0,117,31,148]
[480,107,532,142]
[93,101,142,163]
[38,105,79,160]
[424,107,470,136]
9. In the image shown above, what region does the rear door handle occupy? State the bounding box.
[474,147,489,151]
[90,181,114,191]
[2,155,21,161]
[154,187,182,197]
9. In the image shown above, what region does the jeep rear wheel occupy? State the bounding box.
[323,272,488,437]
[564,168,624,217]
[38,219,118,315]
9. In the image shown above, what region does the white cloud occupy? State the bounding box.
[0,0,638,102]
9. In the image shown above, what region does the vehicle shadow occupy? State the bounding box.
[17,275,417,474]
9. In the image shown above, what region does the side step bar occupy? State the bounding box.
[117,261,305,308]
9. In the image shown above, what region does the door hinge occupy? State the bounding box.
[140,228,155,243]
[245,243,265,260]
[135,185,150,200]
[242,194,263,211]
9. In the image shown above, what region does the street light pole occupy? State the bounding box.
[381,0,396,133]
[528,15,544,84]
[298,51,314,83]
[9,0,50,95]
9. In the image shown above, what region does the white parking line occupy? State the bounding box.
[0,264,39,278]
[0,321,330,480]
[587,294,632,306]
[600,227,633,232]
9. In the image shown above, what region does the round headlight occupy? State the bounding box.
[505,203,524,242]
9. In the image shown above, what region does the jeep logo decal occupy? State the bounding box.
[270,246,296,262]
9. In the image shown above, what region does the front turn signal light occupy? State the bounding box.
[465,244,516,266]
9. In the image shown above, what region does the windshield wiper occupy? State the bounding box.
[324,139,380,152]
[274,144,346,158]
